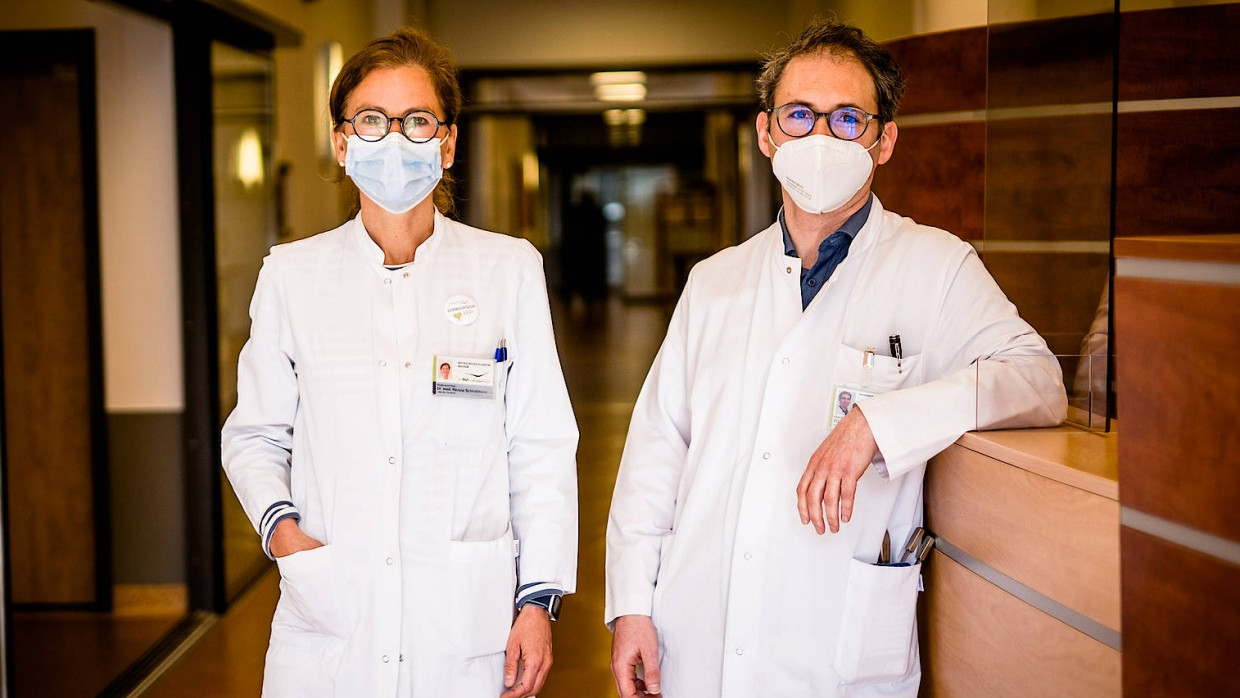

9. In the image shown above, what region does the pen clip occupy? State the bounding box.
[915,535,936,563]
[862,347,875,387]
[901,527,924,563]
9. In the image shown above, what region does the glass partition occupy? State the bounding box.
[212,42,278,602]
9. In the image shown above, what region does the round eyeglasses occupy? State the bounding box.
[771,103,878,141]
[343,108,449,143]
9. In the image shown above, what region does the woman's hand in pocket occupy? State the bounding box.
[269,518,324,558]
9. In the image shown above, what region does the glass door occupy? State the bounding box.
[211,41,279,602]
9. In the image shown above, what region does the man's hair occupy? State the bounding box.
[757,18,906,124]
[330,26,462,215]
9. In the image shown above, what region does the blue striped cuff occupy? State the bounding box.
[260,500,301,559]
[515,581,564,609]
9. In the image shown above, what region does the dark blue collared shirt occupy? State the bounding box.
[781,195,874,309]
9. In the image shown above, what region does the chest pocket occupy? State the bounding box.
[834,343,923,394]
[432,361,509,449]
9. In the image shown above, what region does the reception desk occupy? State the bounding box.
[922,427,1120,697]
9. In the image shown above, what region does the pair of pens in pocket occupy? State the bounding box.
[878,527,934,566]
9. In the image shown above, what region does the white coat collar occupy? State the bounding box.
[767,195,887,271]
[347,208,448,272]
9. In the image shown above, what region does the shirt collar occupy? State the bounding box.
[781,194,874,258]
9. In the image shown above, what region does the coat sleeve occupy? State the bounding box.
[505,241,580,594]
[859,248,1068,479]
[604,279,693,626]
[221,252,301,557]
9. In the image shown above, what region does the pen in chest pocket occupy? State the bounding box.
[888,334,903,373]
[494,338,507,363]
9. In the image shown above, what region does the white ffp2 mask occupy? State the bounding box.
[770,133,880,215]
[344,133,445,214]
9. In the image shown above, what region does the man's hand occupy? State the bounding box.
[500,605,553,698]
[611,614,661,697]
[268,518,324,558]
[797,407,880,534]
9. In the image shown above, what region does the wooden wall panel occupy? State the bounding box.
[987,13,1114,109]
[984,251,1109,354]
[923,551,1120,698]
[873,122,984,241]
[1120,527,1240,697]
[985,114,1113,242]
[1115,108,1240,238]
[0,51,101,603]
[1114,275,1240,540]
[926,444,1120,631]
[884,27,986,115]
[1119,4,1240,101]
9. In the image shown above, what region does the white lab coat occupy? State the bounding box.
[223,212,578,697]
[605,197,1065,697]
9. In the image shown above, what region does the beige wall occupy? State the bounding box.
[1,1,181,411]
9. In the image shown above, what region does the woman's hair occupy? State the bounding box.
[330,26,463,216]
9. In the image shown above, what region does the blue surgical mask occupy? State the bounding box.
[344,133,445,214]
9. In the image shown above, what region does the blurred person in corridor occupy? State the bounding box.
[222,27,577,698]
[606,18,1066,697]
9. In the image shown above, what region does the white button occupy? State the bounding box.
[744,552,753,561]
[404,362,411,368]
[735,647,744,655]
[384,278,392,285]
[781,357,790,365]
[386,557,393,565]
[382,654,390,663]
[388,456,396,464]
[762,452,771,460]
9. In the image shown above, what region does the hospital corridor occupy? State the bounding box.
[1,0,1238,696]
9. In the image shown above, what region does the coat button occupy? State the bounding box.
[735,647,744,655]
[786,266,792,274]
[762,452,771,460]
[744,552,753,561]
[404,362,411,368]
[386,557,393,565]
[388,456,396,464]
[379,359,387,367]
[384,278,392,285]
[399,654,405,662]
[403,272,410,279]
[382,655,390,663]
[781,357,790,365]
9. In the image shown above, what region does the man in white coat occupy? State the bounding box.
[606,19,1067,697]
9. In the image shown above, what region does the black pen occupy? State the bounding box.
[889,334,903,374]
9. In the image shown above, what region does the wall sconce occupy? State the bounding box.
[236,127,265,188]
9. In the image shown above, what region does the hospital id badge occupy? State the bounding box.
[830,384,875,428]
[432,355,496,399]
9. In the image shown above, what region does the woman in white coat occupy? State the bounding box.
[222,27,578,698]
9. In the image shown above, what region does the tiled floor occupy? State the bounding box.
[145,295,671,697]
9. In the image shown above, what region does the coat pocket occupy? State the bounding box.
[447,524,517,658]
[274,544,346,640]
[833,557,920,684]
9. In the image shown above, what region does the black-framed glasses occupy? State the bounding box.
[343,108,449,143]
[771,103,878,141]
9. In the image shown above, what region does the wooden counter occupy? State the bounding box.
[923,426,1120,697]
